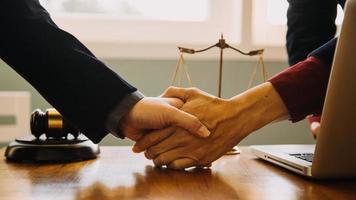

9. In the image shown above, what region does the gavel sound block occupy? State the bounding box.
[5,109,100,163]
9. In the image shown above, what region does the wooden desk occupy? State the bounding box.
[0,147,356,200]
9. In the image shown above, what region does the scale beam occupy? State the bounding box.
[173,34,266,98]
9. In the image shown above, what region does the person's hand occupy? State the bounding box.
[133,88,244,169]
[307,115,321,138]
[133,83,289,169]
[119,97,211,141]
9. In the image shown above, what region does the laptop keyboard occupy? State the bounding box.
[289,153,314,162]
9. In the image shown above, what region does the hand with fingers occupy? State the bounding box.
[133,83,289,169]
[119,97,211,141]
[133,82,289,170]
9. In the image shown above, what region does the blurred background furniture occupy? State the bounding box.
[0,91,31,142]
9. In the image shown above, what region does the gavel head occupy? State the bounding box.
[30,108,80,139]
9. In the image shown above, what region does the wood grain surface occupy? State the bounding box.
[0,146,356,200]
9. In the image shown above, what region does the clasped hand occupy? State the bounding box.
[132,87,251,169]
[119,96,211,141]
[121,83,288,170]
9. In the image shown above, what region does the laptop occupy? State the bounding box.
[250,0,356,179]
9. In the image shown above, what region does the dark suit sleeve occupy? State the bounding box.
[308,36,337,67]
[0,0,137,143]
[286,0,338,65]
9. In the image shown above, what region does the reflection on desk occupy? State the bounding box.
[0,147,356,200]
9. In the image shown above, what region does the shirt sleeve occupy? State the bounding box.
[106,91,144,138]
[268,56,330,122]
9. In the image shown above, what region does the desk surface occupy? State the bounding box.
[1,146,356,200]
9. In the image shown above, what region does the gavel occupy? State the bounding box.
[30,108,81,139]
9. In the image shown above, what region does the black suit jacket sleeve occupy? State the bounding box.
[286,0,338,65]
[0,0,137,143]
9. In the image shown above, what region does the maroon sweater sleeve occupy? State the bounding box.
[268,56,330,122]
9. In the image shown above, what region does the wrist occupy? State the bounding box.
[106,91,145,139]
[229,82,289,135]
[118,97,146,132]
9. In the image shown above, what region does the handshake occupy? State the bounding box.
[118,83,289,170]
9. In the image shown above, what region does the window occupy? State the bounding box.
[40,0,243,59]
[41,0,210,22]
[39,0,344,60]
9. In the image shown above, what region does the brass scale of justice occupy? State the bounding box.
[170,34,268,155]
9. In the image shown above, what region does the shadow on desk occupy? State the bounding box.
[4,161,239,200]
[75,166,239,200]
